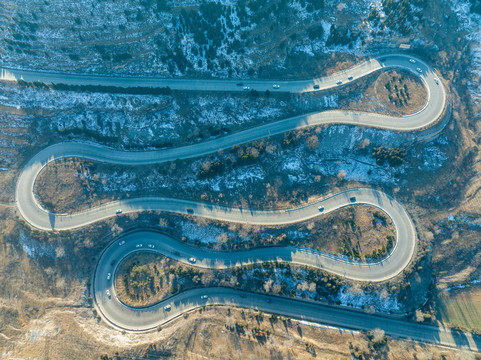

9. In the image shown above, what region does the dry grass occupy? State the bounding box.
[303,205,395,261]
[436,287,481,332]
[115,253,182,307]
[35,158,116,213]
[35,154,395,261]
[374,69,427,114]
[2,303,464,359]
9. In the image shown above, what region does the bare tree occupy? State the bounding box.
[263,279,273,293]
[201,272,214,286]
[306,135,319,149]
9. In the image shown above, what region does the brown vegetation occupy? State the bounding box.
[375,69,427,114]
[115,252,346,308]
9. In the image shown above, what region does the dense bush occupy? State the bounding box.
[326,25,359,47]
[470,0,481,14]
[198,160,225,179]
[371,146,406,167]
[368,0,427,35]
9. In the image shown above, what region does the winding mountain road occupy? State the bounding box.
[9,54,468,349]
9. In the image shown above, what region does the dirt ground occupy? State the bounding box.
[4,305,466,360]
[374,69,427,114]
[1,1,481,357]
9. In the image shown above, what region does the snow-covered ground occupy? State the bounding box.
[179,220,237,244]
[451,0,481,107]
[0,0,415,78]
[338,285,402,312]
[0,83,291,148]
[19,230,59,260]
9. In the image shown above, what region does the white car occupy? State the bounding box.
[201,295,208,300]
[106,289,111,298]
[272,84,280,89]
[115,209,122,214]
[107,273,111,280]
[164,304,171,311]
[409,58,416,63]
[243,86,250,91]
[416,67,422,73]
[434,77,439,84]
[148,244,155,248]
[189,257,196,264]
[118,240,125,246]
[136,244,143,248]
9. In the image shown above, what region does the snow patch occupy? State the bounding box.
[338,285,401,312]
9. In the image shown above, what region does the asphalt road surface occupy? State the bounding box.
[10,54,468,349]
[93,230,481,351]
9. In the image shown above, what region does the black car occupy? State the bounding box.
[236,82,244,86]
[110,259,116,266]
[350,197,356,203]
[313,84,320,89]
[186,208,194,214]
[265,299,272,303]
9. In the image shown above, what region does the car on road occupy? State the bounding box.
[350,197,356,203]
[313,84,320,89]
[318,206,324,212]
[243,86,251,91]
[111,260,116,266]
[115,209,122,215]
[148,244,155,248]
[336,80,342,85]
[163,304,171,311]
[236,82,243,86]
[434,77,439,84]
[118,240,125,246]
[107,273,111,280]
[416,67,422,73]
[201,295,208,300]
[348,76,353,81]
[136,244,143,248]
[272,84,280,89]
[189,257,196,264]
[265,299,272,303]
[186,208,194,214]
[106,289,111,298]
[409,58,416,63]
